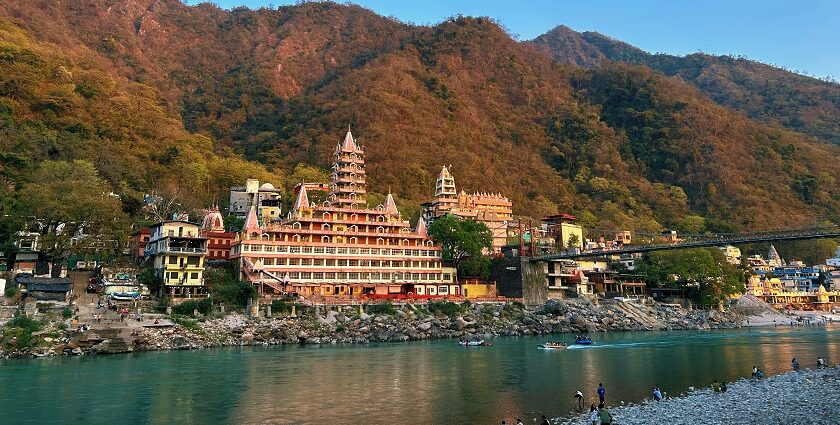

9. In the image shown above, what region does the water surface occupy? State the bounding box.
[2,325,838,424]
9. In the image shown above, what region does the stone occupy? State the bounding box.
[450,317,467,331]
[241,333,254,343]
[418,322,433,332]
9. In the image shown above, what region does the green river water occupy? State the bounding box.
[2,325,839,424]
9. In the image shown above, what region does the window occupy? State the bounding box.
[169,272,179,279]
[190,272,199,280]
[187,257,200,266]
[168,256,178,264]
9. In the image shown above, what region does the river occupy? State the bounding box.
[2,325,839,424]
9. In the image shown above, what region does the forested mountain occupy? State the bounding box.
[1,0,840,241]
[532,26,840,145]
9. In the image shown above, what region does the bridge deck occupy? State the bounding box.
[533,228,840,261]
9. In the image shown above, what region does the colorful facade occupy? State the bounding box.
[229,179,282,223]
[231,129,446,300]
[145,221,208,296]
[422,165,513,252]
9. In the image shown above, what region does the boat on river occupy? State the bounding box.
[574,336,594,345]
[538,342,567,350]
[458,339,491,347]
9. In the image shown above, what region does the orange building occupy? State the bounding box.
[231,129,446,300]
[127,228,151,265]
[422,165,513,252]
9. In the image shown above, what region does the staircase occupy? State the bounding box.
[616,302,665,330]
[88,327,135,354]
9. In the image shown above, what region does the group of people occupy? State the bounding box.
[575,384,613,424]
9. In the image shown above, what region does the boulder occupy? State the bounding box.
[450,317,467,331]
[418,322,433,332]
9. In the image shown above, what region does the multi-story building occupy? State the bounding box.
[719,245,742,265]
[228,179,283,223]
[127,228,151,265]
[201,207,236,261]
[231,129,445,299]
[145,221,208,297]
[422,165,513,252]
[543,214,584,250]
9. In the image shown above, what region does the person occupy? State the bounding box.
[597,383,606,404]
[755,369,764,379]
[574,390,584,410]
[588,404,599,425]
[720,381,727,392]
[516,419,524,425]
[817,357,826,367]
[653,386,663,401]
[597,403,613,424]
[712,379,721,392]
[540,415,550,425]
[501,421,506,425]
[792,358,800,371]
[751,365,758,377]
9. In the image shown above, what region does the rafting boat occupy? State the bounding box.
[458,339,491,347]
[538,342,567,350]
[574,337,594,345]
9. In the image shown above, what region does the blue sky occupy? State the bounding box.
[198,0,840,79]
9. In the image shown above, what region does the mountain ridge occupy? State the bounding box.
[1,1,839,236]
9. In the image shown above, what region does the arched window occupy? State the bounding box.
[350,213,358,221]
[349,237,357,244]
[376,226,385,233]
[401,239,410,246]
[349,225,358,232]
[292,222,301,229]
[377,215,386,222]
[377,238,385,245]
[250,232,259,239]
[292,235,301,242]
[323,213,331,220]
[322,223,331,231]
[261,234,269,241]
[322,236,330,243]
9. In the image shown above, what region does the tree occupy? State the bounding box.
[637,248,743,308]
[427,215,492,268]
[137,268,163,297]
[16,160,129,276]
[567,233,580,248]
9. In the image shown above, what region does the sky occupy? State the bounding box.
[200,0,840,79]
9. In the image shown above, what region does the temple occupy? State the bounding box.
[230,129,451,300]
[422,165,513,252]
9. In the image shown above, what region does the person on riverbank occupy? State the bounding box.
[540,414,550,425]
[792,358,800,371]
[755,368,764,378]
[574,390,584,410]
[653,386,663,401]
[817,357,826,368]
[720,381,727,392]
[597,403,613,424]
[516,419,524,425]
[597,383,606,404]
[712,379,721,392]
[752,365,758,377]
[588,404,599,425]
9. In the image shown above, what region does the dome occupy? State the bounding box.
[259,182,275,190]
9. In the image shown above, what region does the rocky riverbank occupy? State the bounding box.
[560,366,840,425]
[2,298,750,358]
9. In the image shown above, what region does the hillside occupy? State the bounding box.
[1,0,840,238]
[532,26,840,145]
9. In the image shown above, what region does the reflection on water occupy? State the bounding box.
[1,326,839,424]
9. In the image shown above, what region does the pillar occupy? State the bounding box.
[265,304,272,318]
[290,305,297,318]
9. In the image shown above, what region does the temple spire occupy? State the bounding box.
[385,191,399,217]
[293,184,310,210]
[416,216,428,238]
[243,205,260,231]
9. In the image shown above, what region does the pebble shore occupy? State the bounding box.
[560,366,840,425]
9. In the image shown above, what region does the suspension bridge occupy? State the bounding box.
[533,226,840,261]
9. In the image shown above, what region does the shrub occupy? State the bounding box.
[171,298,213,316]
[61,307,73,319]
[2,315,42,348]
[366,301,396,315]
[209,280,256,308]
[4,285,18,297]
[427,301,463,317]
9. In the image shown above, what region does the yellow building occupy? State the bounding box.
[543,214,584,249]
[145,221,208,296]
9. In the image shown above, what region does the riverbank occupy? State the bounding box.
[1,298,756,358]
[560,366,840,424]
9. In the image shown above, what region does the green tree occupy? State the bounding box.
[137,268,163,297]
[637,248,743,308]
[16,160,129,276]
[427,215,492,268]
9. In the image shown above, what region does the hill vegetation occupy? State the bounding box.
[532,26,840,145]
[1,0,840,254]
